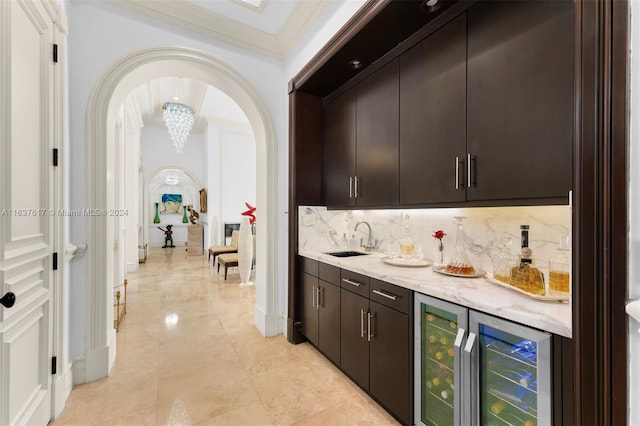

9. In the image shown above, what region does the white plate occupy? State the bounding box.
[433,265,486,278]
[382,256,433,268]
[484,273,570,302]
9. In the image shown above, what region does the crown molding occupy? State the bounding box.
[276,0,330,58]
[106,0,330,60]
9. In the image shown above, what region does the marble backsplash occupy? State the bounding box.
[298,205,571,276]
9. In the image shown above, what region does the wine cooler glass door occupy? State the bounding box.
[469,311,552,426]
[415,294,468,426]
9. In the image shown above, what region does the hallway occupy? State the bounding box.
[52,248,398,425]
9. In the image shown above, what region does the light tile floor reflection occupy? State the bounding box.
[52,248,399,425]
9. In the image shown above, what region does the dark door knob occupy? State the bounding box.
[1,292,16,308]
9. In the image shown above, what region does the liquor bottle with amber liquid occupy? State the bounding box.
[510,225,545,295]
[549,234,570,295]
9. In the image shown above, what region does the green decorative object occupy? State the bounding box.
[153,202,160,223]
[182,205,188,223]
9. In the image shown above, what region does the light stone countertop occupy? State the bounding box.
[299,249,572,338]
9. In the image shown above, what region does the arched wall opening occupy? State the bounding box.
[84,47,279,380]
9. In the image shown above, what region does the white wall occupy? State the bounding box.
[123,99,142,272]
[204,119,255,246]
[66,0,287,357]
[628,3,640,424]
[141,127,205,186]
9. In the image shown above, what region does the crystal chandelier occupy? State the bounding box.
[162,102,194,153]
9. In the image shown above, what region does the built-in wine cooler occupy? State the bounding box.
[415,294,552,426]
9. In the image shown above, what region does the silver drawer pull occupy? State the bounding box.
[342,278,362,287]
[372,289,397,301]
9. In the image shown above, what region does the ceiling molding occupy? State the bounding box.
[230,0,267,13]
[276,0,330,58]
[106,0,330,60]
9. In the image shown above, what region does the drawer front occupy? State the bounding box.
[319,262,340,286]
[340,269,370,297]
[369,279,411,314]
[301,256,319,277]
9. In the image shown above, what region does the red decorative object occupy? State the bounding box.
[242,202,256,224]
[432,230,447,240]
[433,230,447,265]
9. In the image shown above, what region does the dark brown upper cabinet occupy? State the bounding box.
[325,60,399,208]
[466,0,573,202]
[399,14,468,205]
[325,88,357,208]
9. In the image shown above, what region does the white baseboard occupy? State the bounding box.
[253,303,281,337]
[84,346,109,383]
[52,363,73,419]
[148,240,187,248]
[71,357,85,385]
[125,262,138,272]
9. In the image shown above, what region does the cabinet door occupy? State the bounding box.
[467,0,573,202]
[355,59,399,207]
[415,293,469,426]
[318,281,341,365]
[468,311,552,426]
[340,288,370,389]
[399,14,467,205]
[325,89,357,207]
[301,273,319,346]
[370,301,411,425]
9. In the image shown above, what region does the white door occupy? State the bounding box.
[0,0,57,424]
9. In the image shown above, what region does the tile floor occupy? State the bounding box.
[52,247,399,425]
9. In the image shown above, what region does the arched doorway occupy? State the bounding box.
[85,47,279,379]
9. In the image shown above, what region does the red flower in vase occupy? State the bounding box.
[433,230,447,264]
[432,230,447,240]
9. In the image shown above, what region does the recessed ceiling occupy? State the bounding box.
[130,77,250,132]
[106,0,331,59]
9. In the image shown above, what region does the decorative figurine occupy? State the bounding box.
[158,225,175,248]
[187,205,199,225]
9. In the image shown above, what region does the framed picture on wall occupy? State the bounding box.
[161,193,182,214]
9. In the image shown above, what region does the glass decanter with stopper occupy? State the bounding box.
[398,214,415,258]
[510,225,545,295]
[493,234,515,284]
[444,216,477,275]
[548,234,570,294]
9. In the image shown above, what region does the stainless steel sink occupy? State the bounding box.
[325,251,370,258]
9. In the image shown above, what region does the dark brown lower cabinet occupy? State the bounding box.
[340,288,370,389]
[340,286,412,425]
[301,272,340,365]
[369,301,411,425]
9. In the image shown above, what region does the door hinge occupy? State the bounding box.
[53,148,59,166]
[51,356,57,375]
[53,44,58,63]
[52,252,58,270]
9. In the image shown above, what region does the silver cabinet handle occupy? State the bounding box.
[361,309,366,338]
[312,286,316,308]
[454,327,466,349]
[342,278,362,287]
[354,176,359,198]
[455,156,460,189]
[372,289,396,301]
[467,153,472,188]
[349,177,354,199]
[464,332,476,354]
[367,312,375,341]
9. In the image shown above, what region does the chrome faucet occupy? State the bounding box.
[355,221,379,251]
